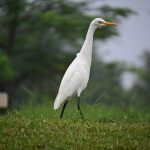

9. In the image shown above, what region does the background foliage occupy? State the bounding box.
[0,0,149,108]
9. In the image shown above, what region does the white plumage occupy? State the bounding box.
[53,18,116,118]
[54,53,90,109]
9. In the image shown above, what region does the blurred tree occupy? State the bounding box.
[132,50,150,105]
[0,0,133,106]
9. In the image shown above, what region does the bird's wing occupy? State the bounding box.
[58,55,89,97]
[54,54,90,109]
[58,57,80,91]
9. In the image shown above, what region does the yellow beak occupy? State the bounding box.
[103,21,117,26]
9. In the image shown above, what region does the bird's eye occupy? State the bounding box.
[98,21,102,24]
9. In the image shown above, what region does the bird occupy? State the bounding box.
[54,18,117,119]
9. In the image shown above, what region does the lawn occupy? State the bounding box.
[0,101,150,149]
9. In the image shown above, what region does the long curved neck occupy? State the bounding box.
[80,24,97,65]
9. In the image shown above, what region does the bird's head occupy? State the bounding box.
[91,18,117,28]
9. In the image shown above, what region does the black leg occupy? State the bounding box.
[60,101,68,119]
[77,97,84,120]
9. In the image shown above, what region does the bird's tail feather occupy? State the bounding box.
[53,99,61,110]
[53,94,66,110]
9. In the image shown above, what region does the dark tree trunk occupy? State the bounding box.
[6,12,18,55]
[0,83,6,92]
[1,10,19,107]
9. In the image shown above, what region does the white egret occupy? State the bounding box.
[54,18,117,119]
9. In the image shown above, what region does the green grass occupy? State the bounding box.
[0,101,150,149]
